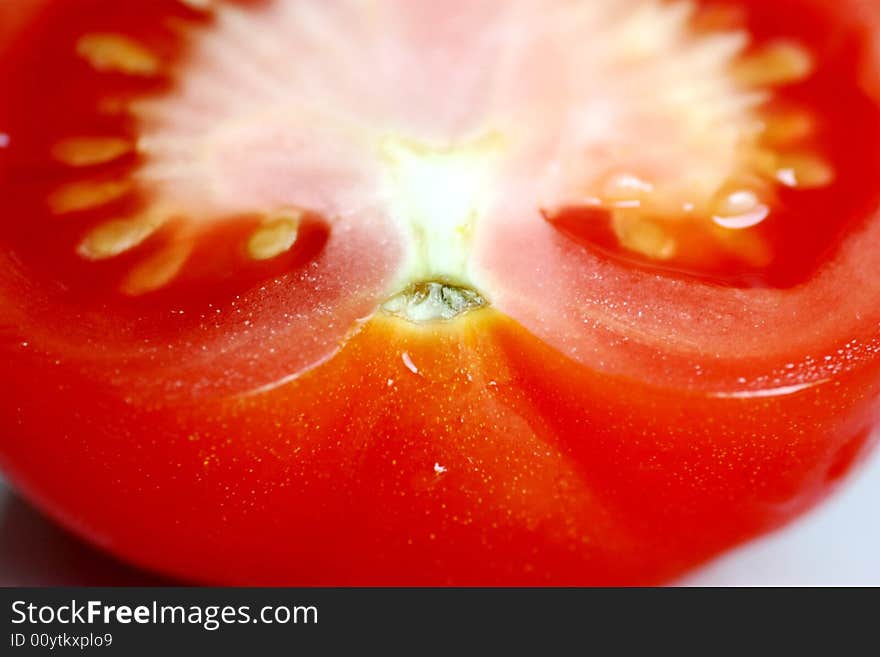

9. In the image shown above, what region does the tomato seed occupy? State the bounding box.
[51,136,133,167]
[246,212,302,261]
[77,215,164,260]
[76,33,162,77]
[49,179,132,215]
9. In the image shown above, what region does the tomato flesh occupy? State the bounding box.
[3,309,878,585]
[1,0,880,585]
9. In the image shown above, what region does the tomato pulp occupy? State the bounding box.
[2,0,880,584]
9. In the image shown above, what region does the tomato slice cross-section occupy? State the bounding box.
[1,0,880,584]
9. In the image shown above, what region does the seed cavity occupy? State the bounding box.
[49,180,131,214]
[52,136,132,167]
[246,210,302,261]
[76,33,161,77]
[77,215,164,260]
[539,9,830,270]
[383,281,486,323]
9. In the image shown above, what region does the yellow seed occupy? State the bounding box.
[48,180,131,214]
[733,40,814,87]
[121,241,192,296]
[52,137,132,167]
[247,213,302,261]
[77,216,161,260]
[611,210,677,260]
[76,33,161,77]
[775,153,834,189]
[760,111,814,146]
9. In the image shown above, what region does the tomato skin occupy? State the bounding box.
[2,309,878,585]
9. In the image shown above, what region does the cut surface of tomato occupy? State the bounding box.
[1,0,880,585]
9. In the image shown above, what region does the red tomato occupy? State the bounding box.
[2,0,880,585]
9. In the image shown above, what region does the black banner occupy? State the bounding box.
[0,587,871,653]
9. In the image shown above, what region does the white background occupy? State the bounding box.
[2,445,878,586]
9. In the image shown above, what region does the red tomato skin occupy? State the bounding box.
[1,311,878,585]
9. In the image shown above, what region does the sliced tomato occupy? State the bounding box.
[1,0,880,585]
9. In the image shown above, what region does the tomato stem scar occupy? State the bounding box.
[383,282,486,323]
